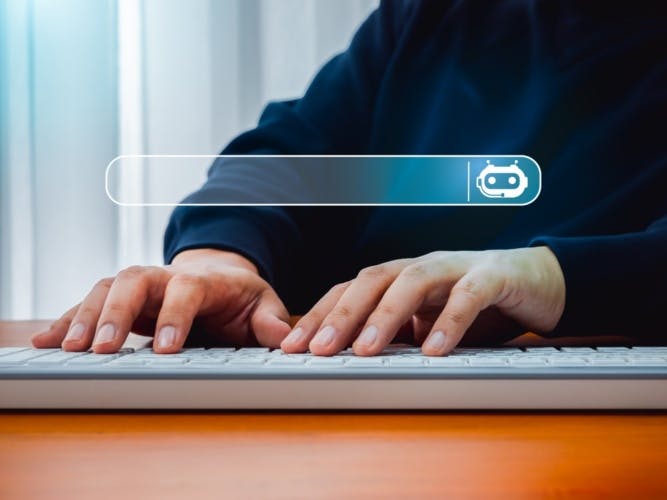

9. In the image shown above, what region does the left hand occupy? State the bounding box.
[281,247,566,356]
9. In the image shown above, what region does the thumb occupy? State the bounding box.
[250,288,291,348]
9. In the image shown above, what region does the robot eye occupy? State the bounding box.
[487,176,496,185]
[508,176,517,185]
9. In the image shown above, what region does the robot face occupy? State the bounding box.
[476,161,529,199]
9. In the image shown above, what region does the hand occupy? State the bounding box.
[31,249,291,353]
[281,247,565,356]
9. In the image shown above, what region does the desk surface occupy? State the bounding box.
[1,320,666,499]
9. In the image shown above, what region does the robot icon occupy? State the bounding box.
[476,160,528,199]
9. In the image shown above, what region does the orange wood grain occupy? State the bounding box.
[1,321,666,499]
[2,412,667,499]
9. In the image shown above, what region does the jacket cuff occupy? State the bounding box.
[164,211,275,285]
[529,231,663,338]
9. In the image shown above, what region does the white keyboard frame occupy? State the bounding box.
[1,346,666,409]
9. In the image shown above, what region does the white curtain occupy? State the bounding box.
[0,0,378,320]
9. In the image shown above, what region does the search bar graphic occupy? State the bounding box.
[106,155,541,206]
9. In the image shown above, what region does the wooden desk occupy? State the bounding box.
[1,321,666,499]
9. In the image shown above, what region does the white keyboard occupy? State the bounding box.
[1,345,667,374]
[2,346,667,409]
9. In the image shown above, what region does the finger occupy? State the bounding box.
[31,304,80,348]
[61,278,114,351]
[309,262,411,356]
[93,266,165,353]
[250,288,291,348]
[152,273,208,353]
[280,281,350,353]
[353,260,461,356]
[422,269,506,356]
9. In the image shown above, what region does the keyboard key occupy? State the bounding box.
[267,356,306,366]
[0,347,30,357]
[587,357,629,366]
[145,357,187,366]
[235,348,271,354]
[66,352,127,365]
[203,348,238,356]
[185,359,228,368]
[548,357,589,367]
[227,357,267,366]
[468,357,508,367]
[26,351,87,365]
[524,347,560,353]
[629,357,667,367]
[133,353,191,361]
[388,357,426,367]
[109,357,148,366]
[345,357,386,367]
[451,348,482,355]
[0,349,57,364]
[426,357,468,367]
[508,357,549,367]
[307,357,346,367]
[380,346,422,355]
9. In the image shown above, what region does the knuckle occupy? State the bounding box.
[329,304,354,320]
[118,265,146,281]
[443,309,468,326]
[200,262,227,278]
[170,272,206,289]
[299,301,332,327]
[77,305,100,318]
[104,302,128,315]
[95,277,114,289]
[374,302,398,317]
[401,263,428,280]
[160,305,191,321]
[329,281,351,295]
[357,264,389,280]
[293,318,317,334]
[454,278,480,299]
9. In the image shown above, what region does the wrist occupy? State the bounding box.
[531,246,566,332]
[172,248,259,274]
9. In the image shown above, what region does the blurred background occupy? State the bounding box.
[0,0,378,319]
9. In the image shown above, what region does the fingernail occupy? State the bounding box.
[425,331,446,351]
[65,323,86,342]
[283,327,304,345]
[312,326,336,347]
[95,323,116,344]
[157,326,176,349]
[356,325,378,347]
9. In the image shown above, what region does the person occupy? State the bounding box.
[33,0,666,357]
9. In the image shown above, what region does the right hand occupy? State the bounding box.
[31,249,291,354]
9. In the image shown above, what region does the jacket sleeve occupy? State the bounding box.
[163,0,412,295]
[530,213,667,340]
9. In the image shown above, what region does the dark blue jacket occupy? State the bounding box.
[165,0,667,339]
